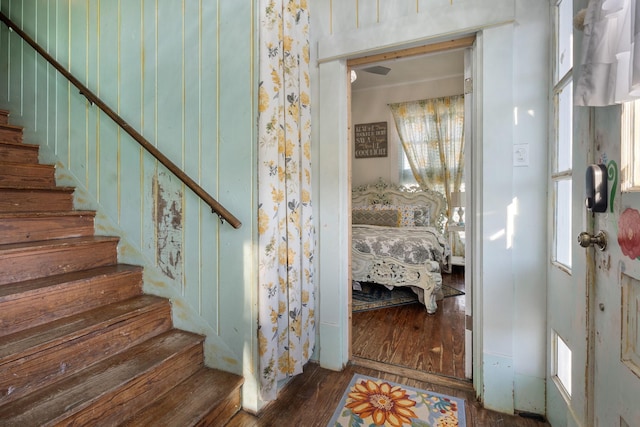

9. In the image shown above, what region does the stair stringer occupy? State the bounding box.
[43,150,245,378]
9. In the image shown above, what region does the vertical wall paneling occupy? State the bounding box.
[154,0,185,287]
[141,0,159,261]
[183,0,203,307]
[96,0,119,222]
[199,0,220,332]
[69,2,87,182]
[119,2,144,245]
[55,1,70,165]
[357,0,378,28]
[34,0,48,135]
[0,0,257,390]
[332,1,356,35]
[217,0,253,361]
[0,2,8,104]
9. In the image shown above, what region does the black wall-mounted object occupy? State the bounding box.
[585,164,608,213]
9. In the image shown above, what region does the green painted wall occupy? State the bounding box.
[0,0,260,411]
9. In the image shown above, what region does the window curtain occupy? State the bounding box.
[389,95,465,220]
[575,0,640,106]
[257,0,315,402]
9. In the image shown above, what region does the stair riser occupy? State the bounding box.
[0,111,9,125]
[120,368,244,427]
[47,342,204,427]
[0,241,118,285]
[0,164,55,188]
[0,143,39,163]
[197,392,242,427]
[0,126,23,144]
[0,303,173,407]
[0,214,95,245]
[0,268,143,338]
[0,189,74,212]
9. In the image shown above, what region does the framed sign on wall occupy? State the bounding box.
[354,122,388,158]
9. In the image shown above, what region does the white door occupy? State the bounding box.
[588,101,640,426]
[463,47,473,380]
[546,1,591,426]
[547,2,640,425]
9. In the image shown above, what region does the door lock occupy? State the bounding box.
[577,231,607,251]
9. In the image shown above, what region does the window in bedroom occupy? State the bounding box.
[399,150,418,187]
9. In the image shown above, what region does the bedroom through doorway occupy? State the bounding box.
[347,41,472,382]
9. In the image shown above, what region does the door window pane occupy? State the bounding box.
[555,179,572,268]
[555,332,572,397]
[557,0,573,80]
[621,99,640,191]
[557,82,573,172]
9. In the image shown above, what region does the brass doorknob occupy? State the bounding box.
[577,231,607,251]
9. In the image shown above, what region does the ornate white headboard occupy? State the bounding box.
[351,178,446,230]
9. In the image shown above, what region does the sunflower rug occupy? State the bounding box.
[327,374,466,427]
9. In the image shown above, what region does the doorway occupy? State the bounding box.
[347,42,472,382]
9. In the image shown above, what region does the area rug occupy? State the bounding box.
[327,374,466,426]
[352,282,464,312]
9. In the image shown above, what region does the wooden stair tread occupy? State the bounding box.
[0,140,38,149]
[0,264,144,338]
[0,264,141,300]
[0,211,97,245]
[0,185,74,192]
[0,236,119,254]
[0,160,54,168]
[0,210,96,219]
[0,330,204,426]
[0,294,167,360]
[123,367,244,426]
[0,123,23,131]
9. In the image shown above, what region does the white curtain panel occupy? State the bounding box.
[576,0,640,105]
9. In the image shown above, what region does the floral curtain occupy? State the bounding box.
[257,0,315,402]
[575,0,640,106]
[389,95,465,221]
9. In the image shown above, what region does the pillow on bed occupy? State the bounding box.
[352,208,401,227]
[377,204,431,227]
[411,206,431,227]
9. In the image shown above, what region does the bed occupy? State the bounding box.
[351,178,450,314]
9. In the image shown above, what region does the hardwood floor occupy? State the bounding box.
[352,266,466,379]
[227,362,550,426]
[228,267,550,426]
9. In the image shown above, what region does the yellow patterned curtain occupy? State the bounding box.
[389,95,465,219]
[257,0,315,402]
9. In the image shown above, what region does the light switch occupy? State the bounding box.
[513,144,529,167]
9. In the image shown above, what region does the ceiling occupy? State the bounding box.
[350,48,465,91]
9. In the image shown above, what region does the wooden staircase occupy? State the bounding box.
[0,110,243,426]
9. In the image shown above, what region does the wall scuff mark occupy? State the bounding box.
[153,171,183,284]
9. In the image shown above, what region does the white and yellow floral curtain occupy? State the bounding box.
[389,95,465,219]
[257,0,315,402]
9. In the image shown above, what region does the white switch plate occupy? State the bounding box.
[513,143,529,167]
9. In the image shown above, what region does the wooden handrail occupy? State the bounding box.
[0,12,242,229]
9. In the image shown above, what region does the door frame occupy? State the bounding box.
[316,25,531,412]
[343,37,475,380]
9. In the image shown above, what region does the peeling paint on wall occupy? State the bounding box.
[153,171,183,284]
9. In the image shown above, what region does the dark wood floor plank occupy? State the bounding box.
[352,267,467,378]
[228,362,550,427]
